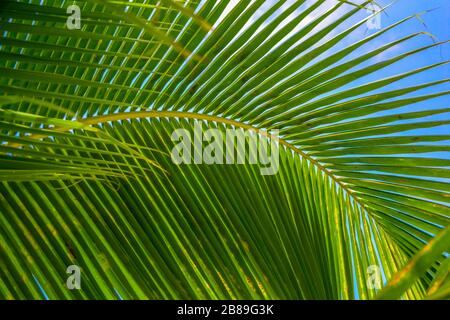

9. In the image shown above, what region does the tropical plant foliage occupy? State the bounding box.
[0,0,449,300]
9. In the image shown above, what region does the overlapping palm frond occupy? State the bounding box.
[0,0,448,300]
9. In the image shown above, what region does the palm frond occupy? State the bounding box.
[0,0,448,300]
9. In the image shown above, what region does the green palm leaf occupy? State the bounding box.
[0,0,448,300]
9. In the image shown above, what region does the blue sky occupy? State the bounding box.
[351,0,450,120]
[378,1,449,148]
[217,0,450,151]
[343,0,449,149]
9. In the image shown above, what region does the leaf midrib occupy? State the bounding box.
[80,110,366,212]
